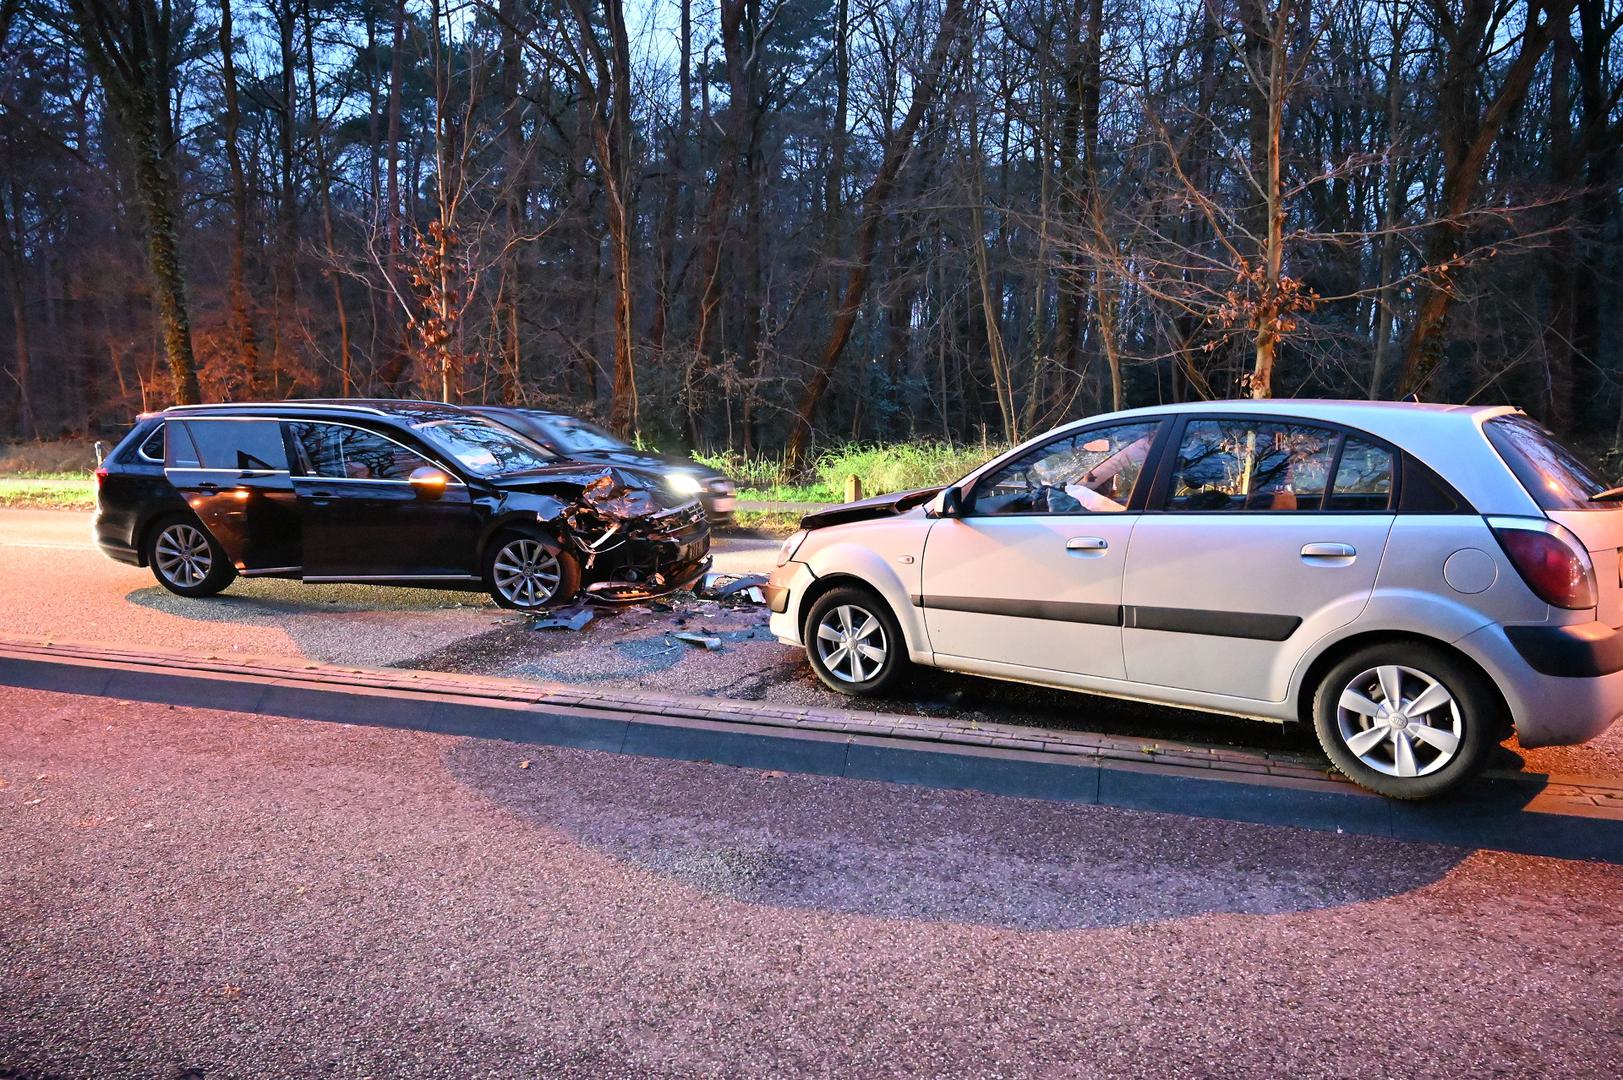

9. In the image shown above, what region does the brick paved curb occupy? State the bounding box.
[2,636,1619,862]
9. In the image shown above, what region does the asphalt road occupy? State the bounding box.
[0,507,779,666]
[3,684,1620,1078]
[5,508,1619,779]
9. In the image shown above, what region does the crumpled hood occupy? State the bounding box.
[799,486,945,530]
[488,462,669,496]
[563,446,726,483]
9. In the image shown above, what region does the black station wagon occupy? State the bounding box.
[93,401,712,609]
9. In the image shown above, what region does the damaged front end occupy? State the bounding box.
[532,468,712,603]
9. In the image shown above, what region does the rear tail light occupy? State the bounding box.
[1488,517,1597,609]
[94,467,108,488]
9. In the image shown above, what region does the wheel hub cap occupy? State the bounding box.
[1335,664,1463,779]
[492,539,561,608]
[815,604,888,684]
[155,525,212,588]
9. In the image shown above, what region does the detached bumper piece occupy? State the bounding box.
[1504,621,1623,678]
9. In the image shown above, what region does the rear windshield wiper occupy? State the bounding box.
[1589,486,1623,503]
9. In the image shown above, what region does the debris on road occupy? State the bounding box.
[673,632,723,651]
[530,604,595,631]
[696,572,769,605]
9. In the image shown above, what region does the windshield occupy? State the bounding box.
[1484,415,1614,510]
[414,418,556,476]
[549,416,631,453]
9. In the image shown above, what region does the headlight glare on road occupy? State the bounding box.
[666,471,704,497]
[778,529,808,566]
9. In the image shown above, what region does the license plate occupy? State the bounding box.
[711,497,736,513]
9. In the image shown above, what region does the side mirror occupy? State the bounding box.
[409,466,450,501]
[931,486,963,518]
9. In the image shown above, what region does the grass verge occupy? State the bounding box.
[698,440,1005,503]
[0,475,96,511]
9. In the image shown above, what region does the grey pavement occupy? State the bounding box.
[2,684,1620,1078]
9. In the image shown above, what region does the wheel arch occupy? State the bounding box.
[794,573,911,645]
[1293,629,1512,735]
[476,509,569,566]
[136,504,210,569]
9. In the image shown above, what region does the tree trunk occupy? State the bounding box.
[0,182,34,435]
[218,0,261,396]
[304,0,350,396]
[68,0,201,405]
[1397,0,1552,396]
[784,0,969,471]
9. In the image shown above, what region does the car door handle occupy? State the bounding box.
[196,482,218,492]
[1301,542,1356,560]
[1066,536,1109,555]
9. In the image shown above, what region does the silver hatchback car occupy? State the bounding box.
[765,401,1623,799]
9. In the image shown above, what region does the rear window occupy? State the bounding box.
[1484,415,1613,510]
[136,423,164,463]
[171,419,290,473]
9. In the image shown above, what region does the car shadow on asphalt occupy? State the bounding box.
[443,738,1470,932]
[121,583,511,666]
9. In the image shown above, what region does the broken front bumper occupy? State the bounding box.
[586,555,713,604]
[766,561,816,644]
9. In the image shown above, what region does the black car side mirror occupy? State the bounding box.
[932,486,963,518]
[409,466,451,501]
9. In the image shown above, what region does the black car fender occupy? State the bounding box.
[134,496,210,567]
[475,496,574,563]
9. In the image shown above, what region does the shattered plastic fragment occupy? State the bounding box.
[531,605,594,631]
[708,573,769,598]
[673,632,723,651]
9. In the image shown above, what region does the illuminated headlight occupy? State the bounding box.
[777,529,808,567]
[666,471,704,497]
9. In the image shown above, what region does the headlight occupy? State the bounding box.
[777,529,808,566]
[666,471,704,497]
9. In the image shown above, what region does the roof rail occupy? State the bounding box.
[163,401,394,417]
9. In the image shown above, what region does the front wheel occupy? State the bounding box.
[484,530,581,610]
[1311,642,1500,799]
[145,516,236,598]
[804,586,909,696]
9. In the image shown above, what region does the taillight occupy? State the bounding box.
[94,467,108,488]
[1488,517,1597,609]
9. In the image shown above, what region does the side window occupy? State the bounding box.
[181,419,289,472]
[287,422,429,481]
[972,421,1159,515]
[1166,419,1337,512]
[136,424,165,463]
[165,421,202,468]
[1326,439,1394,511]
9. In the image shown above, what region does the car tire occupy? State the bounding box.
[144,514,237,598]
[803,586,909,697]
[1311,642,1501,799]
[484,528,581,611]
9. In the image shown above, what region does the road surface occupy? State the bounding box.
[6,507,1622,780]
[2,684,1619,1078]
[0,507,779,666]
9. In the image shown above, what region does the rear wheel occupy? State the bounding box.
[145,516,236,598]
[484,529,581,610]
[1311,642,1500,799]
[804,586,908,696]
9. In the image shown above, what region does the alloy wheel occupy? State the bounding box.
[154,523,214,589]
[1335,664,1463,778]
[814,603,888,684]
[492,538,562,608]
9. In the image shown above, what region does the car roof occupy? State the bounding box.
[159,399,470,423]
[1014,398,1538,515]
[468,405,569,423]
[1054,398,1519,445]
